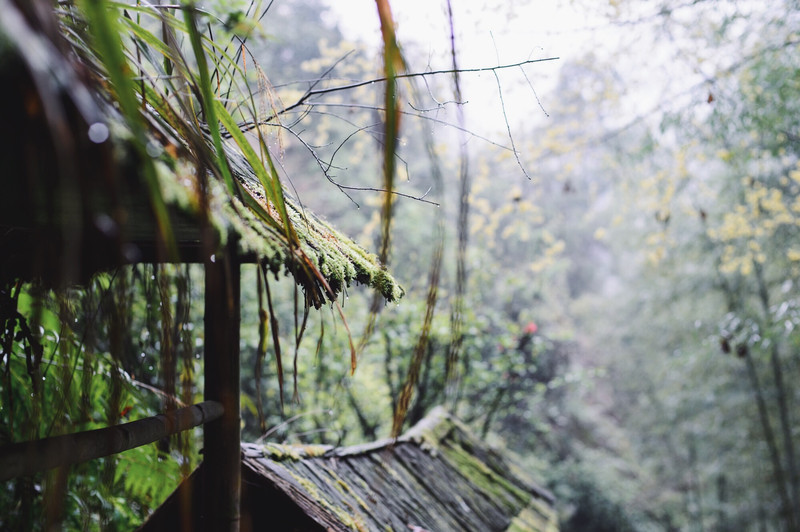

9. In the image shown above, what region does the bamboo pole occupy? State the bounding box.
[0,401,223,482]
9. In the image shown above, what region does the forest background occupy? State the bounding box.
[2,0,799,530]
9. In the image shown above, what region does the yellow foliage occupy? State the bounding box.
[740,258,754,276]
[497,203,515,217]
[719,249,754,276]
[530,259,550,274]
[711,212,753,241]
[594,227,607,241]
[647,246,665,265]
[717,149,733,162]
[545,240,565,257]
[645,232,664,246]
[470,197,492,214]
[470,217,484,236]
[500,224,516,240]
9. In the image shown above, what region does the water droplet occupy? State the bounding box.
[146,141,163,158]
[88,122,109,143]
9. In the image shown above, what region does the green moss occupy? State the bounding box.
[224,187,404,303]
[260,442,302,461]
[401,406,451,449]
[154,159,192,210]
[289,471,366,531]
[443,443,531,506]
[296,444,331,458]
[258,442,331,461]
[331,474,370,512]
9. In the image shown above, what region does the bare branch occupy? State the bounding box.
[519,64,549,118]
[490,33,530,180]
[275,122,438,207]
[266,56,558,123]
[261,103,518,152]
[492,70,530,179]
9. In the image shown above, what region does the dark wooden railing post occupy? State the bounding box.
[203,237,241,532]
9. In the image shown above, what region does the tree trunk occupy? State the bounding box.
[754,263,799,525]
[743,348,797,531]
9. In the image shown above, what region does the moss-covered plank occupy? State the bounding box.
[393,442,512,531]
[364,449,455,531]
[438,438,531,512]
[330,455,404,529]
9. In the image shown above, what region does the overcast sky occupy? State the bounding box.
[321,0,619,135]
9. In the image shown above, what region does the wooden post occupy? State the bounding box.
[203,237,241,532]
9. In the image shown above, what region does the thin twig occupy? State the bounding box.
[325,122,382,173]
[261,57,558,124]
[275,121,437,206]
[408,99,465,112]
[255,409,329,443]
[276,124,359,207]
[519,65,549,117]
[492,70,529,179]
[490,32,530,179]
[266,104,517,152]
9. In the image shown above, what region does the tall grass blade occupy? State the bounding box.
[79,0,177,259]
[183,3,237,198]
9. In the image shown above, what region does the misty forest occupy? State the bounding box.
[1,0,799,530]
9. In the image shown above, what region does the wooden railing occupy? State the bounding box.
[0,400,223,482]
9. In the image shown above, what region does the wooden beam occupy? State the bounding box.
[0,401,223,482]
[203,237,241,532]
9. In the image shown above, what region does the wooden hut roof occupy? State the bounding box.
[241,407,557,531]
[141,407,558,532]
[0,0,402,304]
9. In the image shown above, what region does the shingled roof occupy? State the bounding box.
[140,407,558,532]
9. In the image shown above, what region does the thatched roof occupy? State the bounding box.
[140,407,558,532]
[0,0,402,304]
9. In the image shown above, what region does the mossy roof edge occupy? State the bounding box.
[151,132,404,303]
